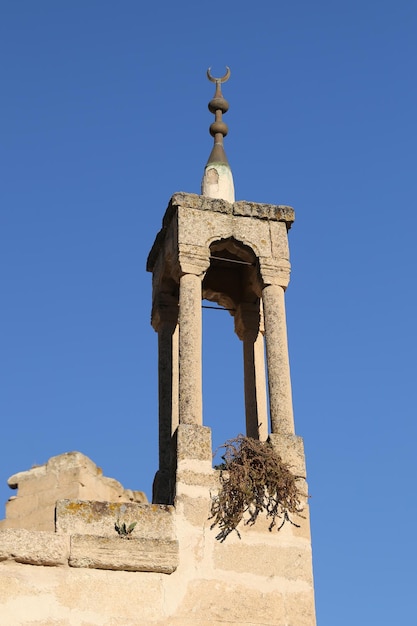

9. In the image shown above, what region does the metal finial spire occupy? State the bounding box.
[206,67,231,165]
[201,66,235,202]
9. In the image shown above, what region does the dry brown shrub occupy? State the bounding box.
[210,435,305,542]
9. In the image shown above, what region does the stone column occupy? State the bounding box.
[151,295,179,503]
[170,326,179,435]
[235,302,268,441]
[178,273,203,425]
[262,284,295,435]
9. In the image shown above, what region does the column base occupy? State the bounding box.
[152,469,173,505]
[174,423,213,463]
[268,433,306,477]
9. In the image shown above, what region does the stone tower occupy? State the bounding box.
[149,68,299,504]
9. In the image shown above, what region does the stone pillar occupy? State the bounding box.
[178,273,203,425]
[151,295,179,503]
[262,284,295,435]
[235,302,268,441]
[170,326,179,434]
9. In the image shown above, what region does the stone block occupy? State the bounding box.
[213,542,313,583]
[69,534,178,573]
[178,207,232,249]
[0,560,166,625]
[55,500,175,539]
[0,529,69,566]
[175,579,287,625]
[285,591,317,626]
[175,495,211,527]
[270,220,290,259]
[174,424,212,462]
[269,433,307,477]
[53,567,165,622]
[232,215,272,257]
[176,468,218,488]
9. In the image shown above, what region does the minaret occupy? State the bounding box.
[147,67,298,498]
[147,68,316,626]
[201,67,235,202]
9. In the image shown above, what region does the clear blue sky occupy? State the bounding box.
[1,2,416,624]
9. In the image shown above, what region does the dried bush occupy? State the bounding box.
[210,435,305,542]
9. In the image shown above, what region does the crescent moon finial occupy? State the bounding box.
[207,66,231,84]
[202,65,234,201]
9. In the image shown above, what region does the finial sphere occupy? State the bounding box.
[207,66,231,83]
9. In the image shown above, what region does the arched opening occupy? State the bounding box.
[202,238,267,464]
[203,238,260,310]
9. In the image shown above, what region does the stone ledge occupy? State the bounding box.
[233,200,294,224]
[69,534,178,573]
[167,192,233,224]
[0,529,69,566]
[56,500,175,539]
[167,192,294,224]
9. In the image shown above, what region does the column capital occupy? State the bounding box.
[176,244,210,278]
[151,293,179,332]
[259,258,291,289]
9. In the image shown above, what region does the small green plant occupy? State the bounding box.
[210,435,305,542]
[114,518,137,538]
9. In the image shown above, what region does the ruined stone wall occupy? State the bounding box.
[0,452,146,532]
